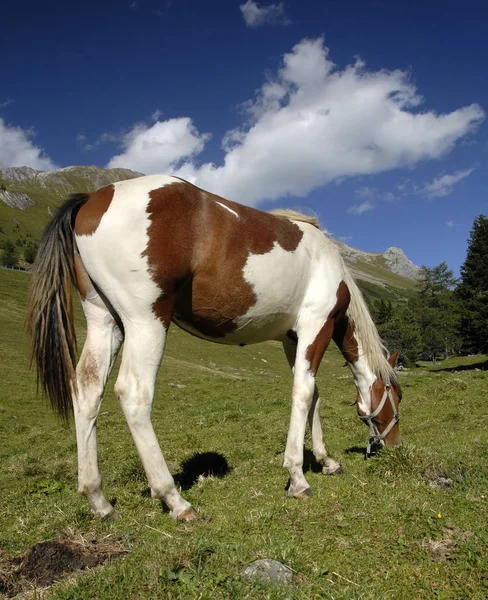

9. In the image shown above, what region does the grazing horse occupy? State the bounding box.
[27,174,401,522]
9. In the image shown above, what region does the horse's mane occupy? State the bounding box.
[269,209,321,229]
[342,268,398,385]
[271,207,397,385]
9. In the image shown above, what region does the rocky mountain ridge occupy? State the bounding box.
[333,239,420,280]
[0,165,143,197]
[0,189,35,211]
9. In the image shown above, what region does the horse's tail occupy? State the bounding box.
[27,193,90,422]
[342,266,397,384]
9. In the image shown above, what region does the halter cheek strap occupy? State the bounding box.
[357,377,400,456]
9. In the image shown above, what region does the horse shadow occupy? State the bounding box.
[174,451,231,490]
[142,451,231,504]
[302,449,324,473]
[344,446,366,455]
[345,445,384,458]
[432,360,487,373]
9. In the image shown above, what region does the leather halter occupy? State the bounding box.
[357,377,400,457]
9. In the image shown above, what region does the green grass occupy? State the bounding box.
[1,269,488,599]
[357,279,416,307]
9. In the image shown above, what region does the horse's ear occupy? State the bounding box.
[388,351,399,368]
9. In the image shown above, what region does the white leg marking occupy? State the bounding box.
[114,321,192,519]
[282,338,316,497]
[73,296,123,518]
[283,339,342,479]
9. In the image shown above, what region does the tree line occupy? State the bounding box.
[371,214,488,365]
[0,236,37,268]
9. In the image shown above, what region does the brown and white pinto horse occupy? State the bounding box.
[27,174,401,521]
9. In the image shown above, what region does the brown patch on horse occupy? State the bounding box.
[333,318,359,364]
[74,185,114,237]
[332,282,359,364]
[143,180,303,336]
[73,253,95,302]
[77,348,99,391]
[306,281,351,375]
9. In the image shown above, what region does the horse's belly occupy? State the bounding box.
[172,304,294,345]
[173,276,300,345]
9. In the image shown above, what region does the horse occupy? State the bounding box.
[27,174,402,522]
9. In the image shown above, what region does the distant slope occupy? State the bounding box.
[0,165,142,240]
[0,165,419,304]
[331,239,420,304]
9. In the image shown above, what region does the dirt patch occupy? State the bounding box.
[421,526,472,562]
[0,535,126,597]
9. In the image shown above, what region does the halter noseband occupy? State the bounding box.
[357,376,400,457]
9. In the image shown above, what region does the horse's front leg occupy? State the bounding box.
[283,336,342,489]
[283,347,316,498]
[308,389,343,475]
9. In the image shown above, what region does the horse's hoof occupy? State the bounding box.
[323,464,344,476]
[289,487,312,500]
[103,509,120,521]
[176,507,198,522]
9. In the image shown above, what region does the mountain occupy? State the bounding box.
[0,165,142,209]
[0,165,143,242]
[0,165,419,304]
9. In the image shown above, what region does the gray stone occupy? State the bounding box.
[243,559,293,585]
[429,477,453,489]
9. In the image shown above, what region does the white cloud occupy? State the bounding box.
[106,37,484,206]
[396,180,409,193]
[355,186,377,199]
[175,38,483,205]
[447,219,455,227]
[0,118,56,170]
[420,168,474,198]
[240,1,290,28]
[382,192,398,203]
[107,117,210,174]
[355,187,399,203]
[347,200,375,215]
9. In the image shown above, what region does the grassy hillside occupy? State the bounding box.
[0,166,142,242]
[1,268,487,599]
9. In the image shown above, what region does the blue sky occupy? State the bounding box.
[1,0,487,275]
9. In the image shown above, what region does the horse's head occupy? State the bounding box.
[356,352,402,456]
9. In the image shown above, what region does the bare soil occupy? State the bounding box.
[0,536,126,597]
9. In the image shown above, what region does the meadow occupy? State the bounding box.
[0,267,487,599]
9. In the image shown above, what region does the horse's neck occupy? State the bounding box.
[348,354,376,414]
[333,316,376,413]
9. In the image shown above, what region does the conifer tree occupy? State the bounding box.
[414,262,461,363]
[456,214,488,354]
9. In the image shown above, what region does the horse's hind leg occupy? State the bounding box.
[114,317,195,521]
[74,295,123,519]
